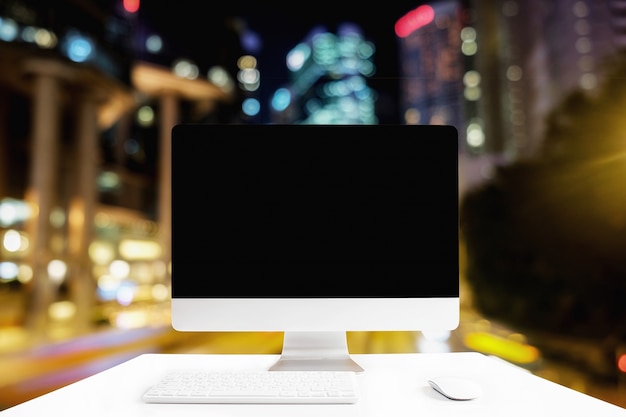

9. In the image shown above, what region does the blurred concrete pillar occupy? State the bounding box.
[0,95,8,196]
[157,93,179,280]
[66,89,104,333]
[22,59,75,336]
[131,62,232,283]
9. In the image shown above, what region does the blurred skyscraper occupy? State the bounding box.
[468,0,626,161]
[394,0,626,192]
[268,23,379,124]
[0,0,232,336]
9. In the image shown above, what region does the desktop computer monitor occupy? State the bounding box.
[170,124,459,372]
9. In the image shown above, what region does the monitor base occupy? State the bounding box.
[269,331,365,373]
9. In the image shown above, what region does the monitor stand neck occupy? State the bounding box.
[269,331,364,372]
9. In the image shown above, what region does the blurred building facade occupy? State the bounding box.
[393,0,626,193]
[468,0,626,161]
[0,0,233,341]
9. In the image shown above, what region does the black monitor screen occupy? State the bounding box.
[171,124,458,298]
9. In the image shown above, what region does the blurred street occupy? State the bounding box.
[1,275,625,411]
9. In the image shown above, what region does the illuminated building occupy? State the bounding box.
[470,0,626,160]
[0,1,232,334]
[396,2,468,131]
[270,23,379,124]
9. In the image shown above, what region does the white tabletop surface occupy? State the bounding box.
[2,351,625,417]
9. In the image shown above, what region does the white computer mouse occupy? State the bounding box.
[427,376,483,400]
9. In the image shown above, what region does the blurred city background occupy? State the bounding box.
[1,0,626,411]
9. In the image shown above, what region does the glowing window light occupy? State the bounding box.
[237,68,261,91]
[3,230,22,252]
[286,44,310,72]
[340,56,359,73]
[172,59,199,80]
[404,108,422,124]
[116,282,137,306]
[34,28,57,49]
[237,68,260,85]
[132,263,153,284]
[506,65,523,82]
[136,105,155,127]
[119,239,161,261]
[395,5,435,38]
[17,264,33,284]
[115,310,149,329]
[97,171,120,190]
[237,55,257,70]
[462,40,478,56]
[64,33,94,63]
[48,301,76,321]
[0,198,32,226]
[312,33,338,66]
[208,66,232,88]
[153,260,167,280]
[357,41,375,60]
[358,60,375,77]
[152,283,169,301]
[0,17,18,42]
[460,26,476,42]
[97,274,120,301]
[47,260,67,285]
[354,86,374,101]
[89,241,115,265]
[145,34,162,53]
[241,28,262,53]
[304,98,321,115]
[322,80,347,97]
[464,86,481,101]
[242,98,260,117]
[242,82,260,92]
[466,122,485,147]
[109,259,130,278]
[21,26,36,42]
[50,206,65,228]
[0,202,16,227]
[579,72,597,90]
[0,262,18,281]
[347,75,366,91]
[463,70,481,88]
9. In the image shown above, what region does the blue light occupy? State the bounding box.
[241,29,262,54]
[242,98,260,117]
[271,88,292,112]
[65,33,94,63]
[0,17,18,42]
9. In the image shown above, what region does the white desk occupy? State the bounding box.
[1,352,625,416]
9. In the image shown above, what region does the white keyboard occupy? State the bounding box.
[142,370,359,404]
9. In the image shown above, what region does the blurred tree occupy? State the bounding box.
[460,57,626,343]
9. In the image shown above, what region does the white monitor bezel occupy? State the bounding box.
[171,297,459,332]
